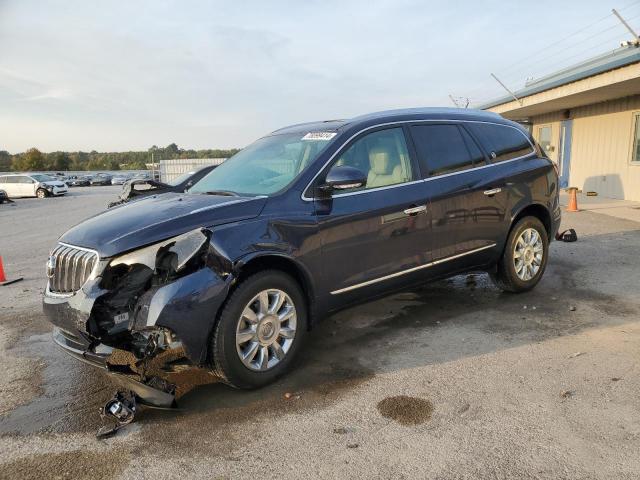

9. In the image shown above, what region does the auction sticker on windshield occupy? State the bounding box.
[302,132,336,141]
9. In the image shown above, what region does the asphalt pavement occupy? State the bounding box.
[0,186,639,479]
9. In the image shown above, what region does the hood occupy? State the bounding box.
[43,181,66,187]
[60,193,267,257]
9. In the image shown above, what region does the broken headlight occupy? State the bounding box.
[109,228,212,285]
[91,229,212,338]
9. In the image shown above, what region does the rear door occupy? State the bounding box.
[18,176,37,196]
[408,122,505,269]
[314,126,432,304]
[465,121,538,249]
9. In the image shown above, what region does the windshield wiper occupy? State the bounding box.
[201,190,239,197]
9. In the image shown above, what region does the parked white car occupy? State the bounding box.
[0,173,68,198]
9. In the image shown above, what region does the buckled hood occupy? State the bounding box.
[60,193,267,257]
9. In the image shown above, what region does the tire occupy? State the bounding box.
[490,216,549,293]
[36,188,47,199]
[210,270,307,389]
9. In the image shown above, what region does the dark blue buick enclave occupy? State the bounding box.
[43,108,560,401]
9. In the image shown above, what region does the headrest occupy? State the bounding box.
[369,148,390,175]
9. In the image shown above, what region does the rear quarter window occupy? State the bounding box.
[467,123,534,162]
[410,124,485,177]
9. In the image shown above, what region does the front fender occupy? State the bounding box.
[143,267,234,365]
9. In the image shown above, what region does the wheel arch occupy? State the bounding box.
[234,253,317,327]
[510,203,552,239]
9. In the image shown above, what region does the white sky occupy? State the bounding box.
[1,0,639,153]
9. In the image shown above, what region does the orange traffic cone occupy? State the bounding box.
[0,256,23,286]
[566,187,579,212]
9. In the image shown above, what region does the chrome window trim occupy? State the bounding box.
[330,243,496,295]
[301,118,535,201]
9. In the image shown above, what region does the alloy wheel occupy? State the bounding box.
[235,289,297,371]
[513,227,544,281]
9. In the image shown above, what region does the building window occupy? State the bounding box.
[538,125,552,157]
[632,113,640,164]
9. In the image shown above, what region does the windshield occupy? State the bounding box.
[189,132,334,196]
[168,171,197,187]
[31,174,55,182]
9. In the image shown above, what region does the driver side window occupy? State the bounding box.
[333,127,413,191]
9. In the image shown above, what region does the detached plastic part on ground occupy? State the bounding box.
[555,229,578,242]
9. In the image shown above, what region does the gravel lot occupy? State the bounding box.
[0,187,639,479]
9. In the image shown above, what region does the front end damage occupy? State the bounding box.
[43,228,235,411]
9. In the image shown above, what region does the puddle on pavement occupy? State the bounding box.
[1,450,129,480]
[376,395,433,425]
[0,332,117,436]
[2,260,636,441]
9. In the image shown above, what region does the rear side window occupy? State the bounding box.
[410,124,485,177]
[0,176,7,184]
[467,123,534,162]
[0,176,17,184]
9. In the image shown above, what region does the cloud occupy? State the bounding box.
[0,0,623,152]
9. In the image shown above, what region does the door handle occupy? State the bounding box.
[403,205,427,215]
[483,188,502,196]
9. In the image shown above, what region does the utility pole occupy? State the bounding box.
[612,8,640,43]
[490,73,523,106]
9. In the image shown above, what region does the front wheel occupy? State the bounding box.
[490,216,549,293]
[210,270,307,389]
[36,188,47,199]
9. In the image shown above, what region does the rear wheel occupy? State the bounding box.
[490,216,548,293]
[36,188,47,199]
[211,270,307,389]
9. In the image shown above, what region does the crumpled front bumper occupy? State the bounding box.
[52,327,176,407]
[43,264,234,366]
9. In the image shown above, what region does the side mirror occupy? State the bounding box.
[320,166,366,194]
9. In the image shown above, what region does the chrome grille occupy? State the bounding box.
[48,244,98,294]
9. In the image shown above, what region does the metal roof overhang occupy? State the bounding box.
[480,46,640,120]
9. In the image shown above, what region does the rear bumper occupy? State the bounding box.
[551,202,562,240]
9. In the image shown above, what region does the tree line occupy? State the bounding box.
[0,143,240,172]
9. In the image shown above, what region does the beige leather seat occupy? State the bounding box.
[366,147,405,188]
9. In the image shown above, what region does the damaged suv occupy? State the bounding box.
[43,108,560,402]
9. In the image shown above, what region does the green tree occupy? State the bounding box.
[18,148,46,171]
[0,150,11,171]
[52,152,71,171]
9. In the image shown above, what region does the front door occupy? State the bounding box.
[558,120,572,188]
[314,127,432,304]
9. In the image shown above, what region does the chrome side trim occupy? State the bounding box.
[330,243,496,295]
[302,119,534,201]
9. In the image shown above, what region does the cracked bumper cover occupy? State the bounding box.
[52,328,176,407]
[43,265,234,366]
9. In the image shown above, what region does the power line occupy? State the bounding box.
[463,8,640,103]
[462,4,640,99]
[496,0,640,76]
